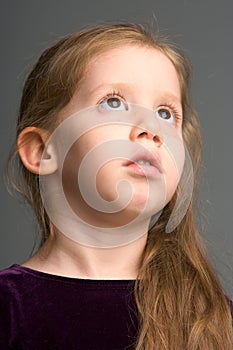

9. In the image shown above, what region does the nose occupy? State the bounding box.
[129,113,163,147]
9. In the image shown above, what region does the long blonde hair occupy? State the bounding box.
[7,23,233,349]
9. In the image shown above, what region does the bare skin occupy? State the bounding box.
[22,232,147,280]
[20,45,182,280]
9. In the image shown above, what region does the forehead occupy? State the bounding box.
[83,45,181,96]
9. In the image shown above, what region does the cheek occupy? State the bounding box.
[95,161,121,201]
[61,129,125,203]
[62,130,106,171]
[61,134,94,198]
[62,140,85,175]
[162,142,185,202]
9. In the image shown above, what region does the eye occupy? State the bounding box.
[155,108,175,123]
[100,97,128,111]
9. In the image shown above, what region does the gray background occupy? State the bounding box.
[0,0,232,297]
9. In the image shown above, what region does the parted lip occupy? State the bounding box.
[124,150,163,173]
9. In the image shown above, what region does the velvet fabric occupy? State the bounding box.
[0,264,233,350]
[0,265,139,350]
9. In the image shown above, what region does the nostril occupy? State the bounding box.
[153,135,162,144]
[138,131,147,138]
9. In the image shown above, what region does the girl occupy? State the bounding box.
[0,23,232,349]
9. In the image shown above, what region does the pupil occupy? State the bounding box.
[160,109,170,119]
[108,98,120,108]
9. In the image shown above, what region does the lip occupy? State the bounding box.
[123,150,163,178]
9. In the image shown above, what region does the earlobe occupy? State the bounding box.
[17,127,58,175]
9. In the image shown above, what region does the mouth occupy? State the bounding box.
[123,150,162,178]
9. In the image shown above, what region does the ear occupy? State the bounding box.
[17,127,58,175]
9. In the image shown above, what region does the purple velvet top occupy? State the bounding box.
[0,264,232,350]
[0,264,139,350]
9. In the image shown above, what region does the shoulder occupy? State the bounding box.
[0,264,40,347]
[0,264,36,314]
[0,264,24,279]
[0,265,28,318]
[0,264,27,294]
[0,265,25,348]
[0,265,19,294]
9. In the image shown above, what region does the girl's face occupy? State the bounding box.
[50,45,184,232]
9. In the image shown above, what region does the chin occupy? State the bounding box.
[124,196,164,220]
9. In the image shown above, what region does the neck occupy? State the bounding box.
[23,230,148,280]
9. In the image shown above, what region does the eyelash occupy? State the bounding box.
[160,103,182,124]
[98,90,182,124]
[98,89,127,106]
